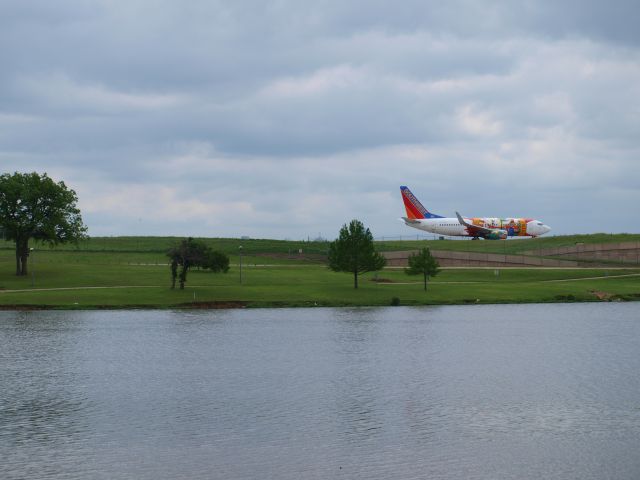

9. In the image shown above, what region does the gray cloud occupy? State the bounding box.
[1,0,639,238]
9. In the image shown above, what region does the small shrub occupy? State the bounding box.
[390,296,400,306]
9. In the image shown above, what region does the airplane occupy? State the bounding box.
[400,186,551,240]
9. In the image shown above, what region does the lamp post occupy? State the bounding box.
[30,247,35,287]
[239,245,243,284]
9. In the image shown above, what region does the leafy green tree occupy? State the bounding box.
[0,172,87,276]
[204,250,230,273]
[328,219,386,289]
[167,238,200,290]
[405,247,440,291]
[167,238,229,289]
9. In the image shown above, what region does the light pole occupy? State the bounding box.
[30,247,35,287]
[239,245,243,284]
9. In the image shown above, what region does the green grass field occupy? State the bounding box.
[0,236,332,255]
[376,232,640,255]
[1,240,639,308]
[2,232,638,256]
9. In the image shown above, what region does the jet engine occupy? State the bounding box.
[485,229,508,240]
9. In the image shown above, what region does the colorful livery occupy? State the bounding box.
[400,186,551,240]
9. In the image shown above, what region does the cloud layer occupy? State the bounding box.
[1,0,639,237]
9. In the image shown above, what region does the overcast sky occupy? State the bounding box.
[1,1,639,239]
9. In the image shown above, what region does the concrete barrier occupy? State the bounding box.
[384,250,580,268]
[525,241,640,265]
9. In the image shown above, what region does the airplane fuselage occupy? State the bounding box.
[403,216,550,239]
[399,186,551,240]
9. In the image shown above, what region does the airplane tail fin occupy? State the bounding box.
[400,186,443,219]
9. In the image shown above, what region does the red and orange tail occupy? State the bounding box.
[400,186,443,219]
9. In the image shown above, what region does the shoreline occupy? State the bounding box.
[1,295,638,311]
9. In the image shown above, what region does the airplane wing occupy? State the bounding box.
[455,211,493,236]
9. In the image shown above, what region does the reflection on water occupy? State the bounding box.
[332,309,384,444]
[2,304,640,479]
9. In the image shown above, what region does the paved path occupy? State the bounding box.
[0,285,162,293]
[2,273,638,294]
[378,272,640,285]
[540,273,640,282]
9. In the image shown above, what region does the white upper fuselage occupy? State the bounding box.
[403,217,551,238]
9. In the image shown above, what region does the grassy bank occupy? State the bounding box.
[376,232,640,255]
[2,233,638,256]
[1,244,639,308]
[0,236,332,255]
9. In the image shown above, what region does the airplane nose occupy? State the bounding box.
[527,220,550,236]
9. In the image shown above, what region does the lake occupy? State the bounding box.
[2,303,640,479]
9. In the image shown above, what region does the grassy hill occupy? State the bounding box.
[0,236,330,256]
[1,233,638,256]
[0,233,639,309]
[375,233,640,255]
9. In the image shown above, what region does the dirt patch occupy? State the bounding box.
[254,253,327,263]
[590,290,613,300]
[371,277,394,283]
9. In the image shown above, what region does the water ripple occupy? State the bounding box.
[2,304,640,479]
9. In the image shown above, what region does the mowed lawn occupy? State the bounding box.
[1,248,639,308]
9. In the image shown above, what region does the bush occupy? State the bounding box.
[390,296,400,306]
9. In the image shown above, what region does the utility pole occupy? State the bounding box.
[30,247,35,287]
[239,245,243,284]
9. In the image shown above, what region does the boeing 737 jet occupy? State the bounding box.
[400,186,551,240]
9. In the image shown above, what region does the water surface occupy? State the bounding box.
[2,303,640,479]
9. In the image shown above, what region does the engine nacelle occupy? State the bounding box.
[485,229,508,240]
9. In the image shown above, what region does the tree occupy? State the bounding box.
[328,219,386,289]
[405,247,440,291]
[167,238,229,289]
[0,172,87,276]
[204,250,230,273]
[167,238,200,290]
